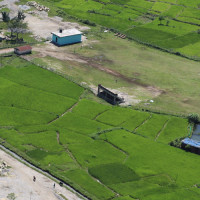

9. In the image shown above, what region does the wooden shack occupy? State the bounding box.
[14,45,32,55]
[97,84,124,105]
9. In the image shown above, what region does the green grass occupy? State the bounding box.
[63,169,115,200]
[0,64,84,100]
[0,61,199,200]
[52,112,111,135]
[0,77,76,114]
[88,163,140,184]
[72,99,110,119]
[158,117,188,143]
[136,114,169,139]
[96,107,137,126]
[121,111,150,131]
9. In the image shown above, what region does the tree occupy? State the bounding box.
[17,10,26,21]
[166,20,170,26]
[158,16,165,25]
[188,113,200,124]
[8,18,27,40]
[1,11,10,22]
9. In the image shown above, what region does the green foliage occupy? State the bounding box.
[159,16,165,25]
[7,193,16,200]
[188,113,200,124]
[1,11,10,22]
[89,163,140,184]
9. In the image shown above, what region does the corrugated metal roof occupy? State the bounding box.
[182,138,200,148]
[51,29,82,37]
[15,45,32,51]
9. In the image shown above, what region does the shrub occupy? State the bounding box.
[188,113,200,124]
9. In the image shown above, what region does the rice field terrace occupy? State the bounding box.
[21,0,200,59]
[1,56,200,200]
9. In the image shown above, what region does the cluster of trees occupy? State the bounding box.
[1,10,27,41]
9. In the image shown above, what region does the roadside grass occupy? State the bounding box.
[63,169,115,200]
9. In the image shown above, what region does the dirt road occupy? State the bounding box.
[0,48,14,54]
[0,148,82,200]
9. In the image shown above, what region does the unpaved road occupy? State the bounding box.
[0,48,14,54]
[0,148,82,200]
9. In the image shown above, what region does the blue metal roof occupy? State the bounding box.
[182,138,200,148]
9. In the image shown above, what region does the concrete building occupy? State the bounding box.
[14,45,32,55]
[51,29,82,46]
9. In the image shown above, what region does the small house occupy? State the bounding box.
[51,29,82,46]
[14,45,32,55]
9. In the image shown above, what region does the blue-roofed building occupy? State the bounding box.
[182,137,200,154]
[51,29,82,46]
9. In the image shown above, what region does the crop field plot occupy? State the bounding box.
[0,58,199,199]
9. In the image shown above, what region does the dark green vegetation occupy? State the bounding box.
[0,57,200,199]
[21,0,200,58]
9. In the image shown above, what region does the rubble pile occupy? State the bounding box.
[27,1,50,12]
[0,160,10,177]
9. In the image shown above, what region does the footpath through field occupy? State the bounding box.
[0,147,82,200]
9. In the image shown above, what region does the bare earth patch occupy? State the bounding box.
[25,11,89,40]
[0,149,81,200]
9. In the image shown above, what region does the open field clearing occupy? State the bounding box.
[0,58,199,199]
[30,33,200,115]
[18,0,200,59]
[1,0,200,115]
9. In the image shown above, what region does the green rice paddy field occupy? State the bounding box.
[1,57,200,199]
[21,0,200,58]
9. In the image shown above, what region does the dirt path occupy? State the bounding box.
[0,148,82,200]
[0,48,14,54]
